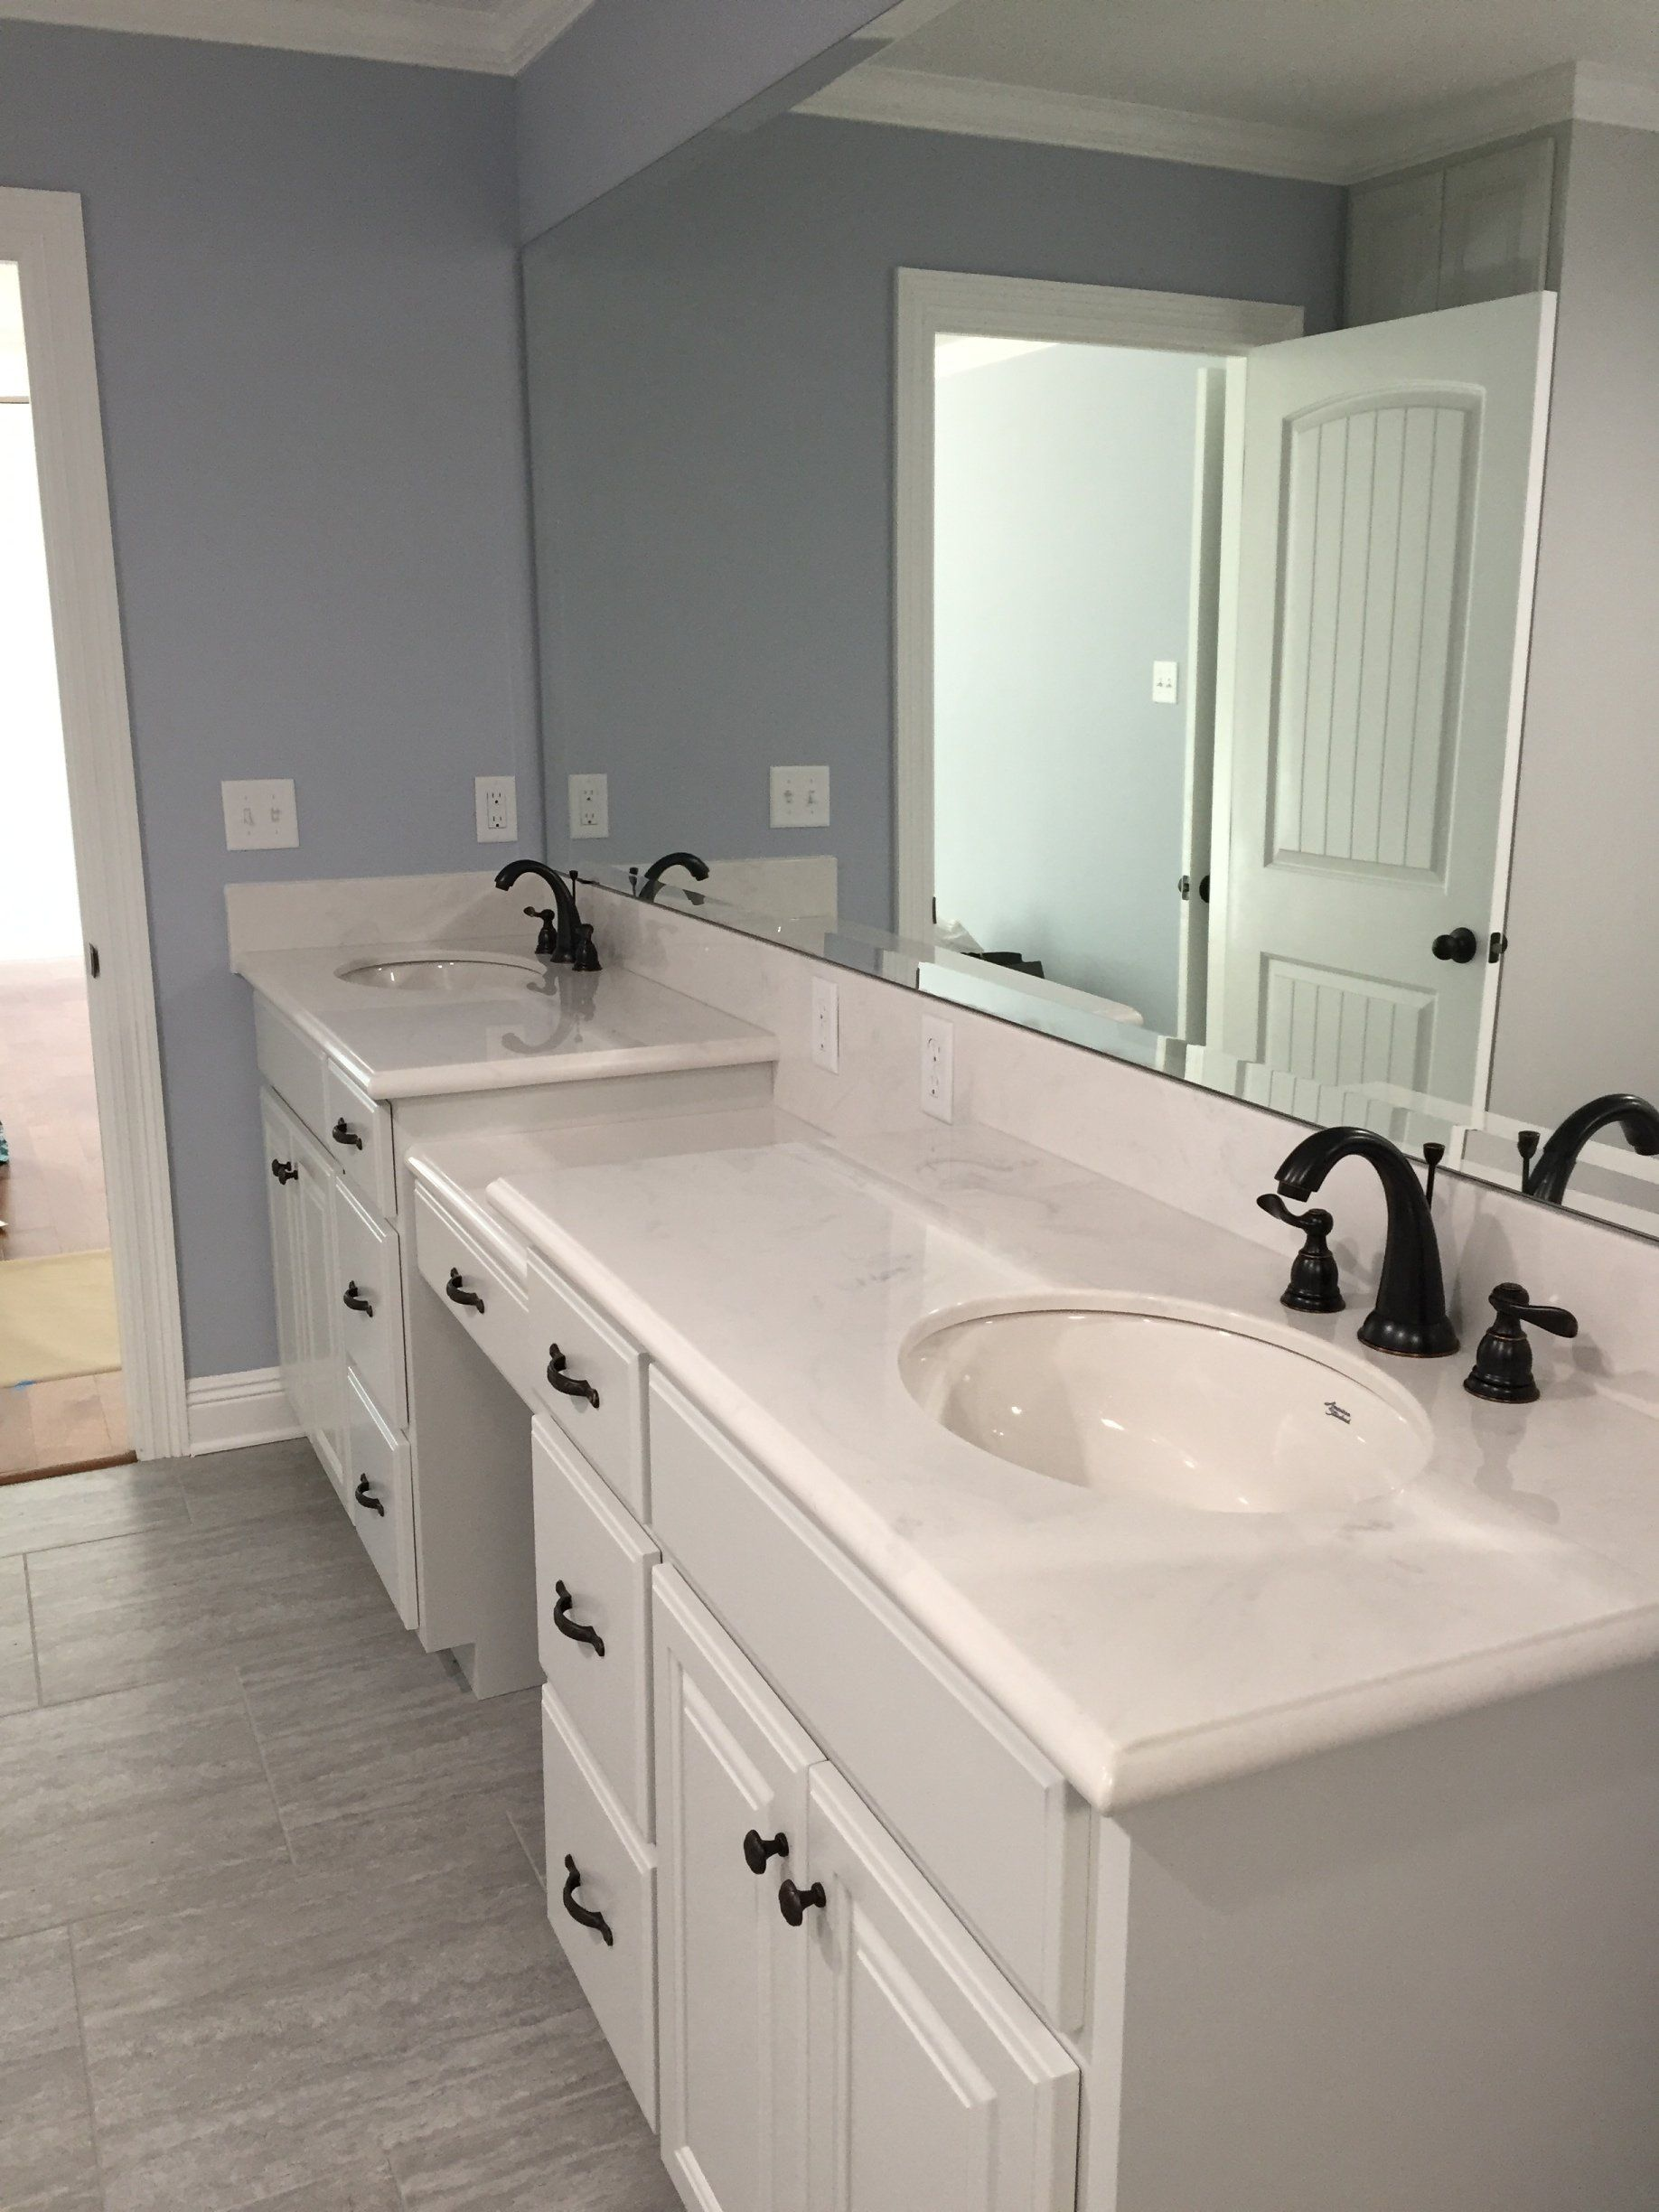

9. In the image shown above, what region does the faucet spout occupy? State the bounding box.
[1524,1092,1659,1204]
[492,858,601,970]
[1274,1126,1458,1357]
[636,849,710,904]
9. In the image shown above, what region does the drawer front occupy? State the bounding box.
[648,1373,1089,2032]
[253,997,329,1140]
[344,1367,417,1628]
[411,1184,534,1404]
[526,1253,648,1520]
[532,1420,659,1837]
[541,1687,658,2126]
[322,1059,396,1219]
[331,1179,408,1430]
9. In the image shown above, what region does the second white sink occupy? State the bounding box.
[900,1295,1432,1514]
[337,955,544,996]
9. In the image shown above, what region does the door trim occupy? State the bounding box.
[3,187,188,1458]
[893,268,1303,945]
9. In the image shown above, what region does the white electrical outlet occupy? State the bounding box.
[811,975,839,1073]
[1152,660,1179,705]
[921,1012,953,1123]
[568,773,609,839]
[221,779,298,851]
[474,775,517,843]
[770,764,830,829]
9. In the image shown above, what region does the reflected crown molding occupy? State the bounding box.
[798,60,1659,186]
[0,0,596,74]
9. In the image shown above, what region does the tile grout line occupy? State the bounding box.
[236,1667,299,1869]
[22,1550,42,1709]
[63,1924,112,2212]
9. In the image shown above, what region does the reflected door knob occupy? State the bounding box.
[1432,927,1479,964]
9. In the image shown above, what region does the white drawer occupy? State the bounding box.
[322,1058,396,1220]
[253,998,329,1139]
[532,1420,659,1839]
[647,1373,1090,2032]
[344,1367,417,1628]
[331,1179,407,1429]
[411,1183,534,1401]
[526,1253,648,1520]
[541,1687,657,2126]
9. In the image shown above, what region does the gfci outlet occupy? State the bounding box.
[474,775,517,842]
[921,1013,953,1123]
[811,975,839,1073]
[770,764,830,829]
[568,773,609,839]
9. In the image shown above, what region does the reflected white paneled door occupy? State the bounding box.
[801,1767,1078,2212]
[1213,292,1555,1111]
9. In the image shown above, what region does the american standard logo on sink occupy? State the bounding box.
[1324,1401,1353,1425]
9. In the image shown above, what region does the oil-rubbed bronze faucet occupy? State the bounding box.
[1519,1093,1659,1204]
[1271,1127,1457,1358]
[493,858,601,970]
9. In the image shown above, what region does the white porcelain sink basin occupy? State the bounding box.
[336,956,543,996]
[900,1296,1432,1514]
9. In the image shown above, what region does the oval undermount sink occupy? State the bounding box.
[900,1296,1432,1515]
[336,956,543,996]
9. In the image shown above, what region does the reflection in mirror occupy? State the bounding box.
[525,0,1659,1235]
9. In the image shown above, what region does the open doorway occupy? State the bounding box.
[0,192,187,1478]
[0,262,127,1479]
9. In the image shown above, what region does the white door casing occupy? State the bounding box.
[894,270,1303,947]
[1211,291,1556,1116]
[3,187,186,1457]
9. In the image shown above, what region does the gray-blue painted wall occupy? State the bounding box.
[523,115,1346,930]
[514,0,894,239]
[0,23,537,1381]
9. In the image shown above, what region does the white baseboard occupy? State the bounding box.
[186,1367,302,1456]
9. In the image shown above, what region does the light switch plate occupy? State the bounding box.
[811,975,839,1073]
[770,764,830,829]
[221,779,298,850]
[1152,660,1179,705]
[568,773,609,839]
[921,1012,953,1122]
[474,775,517,842]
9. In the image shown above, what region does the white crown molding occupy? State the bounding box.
[798,64,1350,183]
[0,0,595,72]
[800,57,1659,187]
[186,1366,301,1455]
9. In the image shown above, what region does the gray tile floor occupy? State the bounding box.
[0,1439,680,2212]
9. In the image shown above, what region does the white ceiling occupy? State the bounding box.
[883,0,1659,132]
[0,0,595,74]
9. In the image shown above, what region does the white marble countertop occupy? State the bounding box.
[487,1123,1659,1814]
[235,942,779,1101]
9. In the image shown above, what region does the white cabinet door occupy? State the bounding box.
[1439,137,1554,309]
[801,1767,1078,2212]
[260,1089,307,1432]
[654,1568,820,2212]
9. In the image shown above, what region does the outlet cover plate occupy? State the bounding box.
[569,773,609,840]
[474,775,518,842]
[921,1012,953,1123]
[221,779,298,850]
[811,975,839,1073]
[770,764,830,829]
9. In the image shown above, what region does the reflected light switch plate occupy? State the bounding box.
[222,779,298,850]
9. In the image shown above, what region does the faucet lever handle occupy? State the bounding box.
[1489,1282,1579,1338]
[1256,1193,1345,1315]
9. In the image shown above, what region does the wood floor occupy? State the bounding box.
[0,958,130,1479]
[0,1437,677,2211]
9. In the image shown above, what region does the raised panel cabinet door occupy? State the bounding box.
[653,1568,820,2212]
[1438,136,1555,309]
[800,1767,1079,2212]
[259,1089,307,1429]
[1346,169,1445,325]
[294,1129,344,1492]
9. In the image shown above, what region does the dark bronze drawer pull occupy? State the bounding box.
[270,1158,297,1185]
[342,1281,374,1317]
[561,1855,614,1945]
[743,1829,788,1875]
[547,1345,600,1409]
[552,1580,605,1655]
[353,1475,385,1517]
[332,1117,364,1150]
[778,1878,826,1927]
[445,1268,485,1314]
